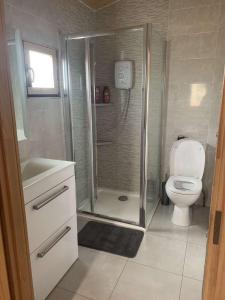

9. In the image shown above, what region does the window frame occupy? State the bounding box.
[23,41,59,97]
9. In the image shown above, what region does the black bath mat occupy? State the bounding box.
[78,221,144,258]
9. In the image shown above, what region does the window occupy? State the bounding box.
[24,42,59,96]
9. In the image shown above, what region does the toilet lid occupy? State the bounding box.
[166,176,202,195]
[170,139,205,179]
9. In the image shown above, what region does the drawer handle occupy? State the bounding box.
[37,226,71,258]
[33,186,69,210]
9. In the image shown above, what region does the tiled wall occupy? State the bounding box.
[94,0,170,194]
[93,31,143,192]
[6,0,223,206]
[204,1,225,205]
[95,0,169,34]
[95,0,169,194]
[165,0,224,205]
[4,0,95,162]
[95,0,224,206]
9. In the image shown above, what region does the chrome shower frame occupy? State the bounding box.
[62,24,158,229]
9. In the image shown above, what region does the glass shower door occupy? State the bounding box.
[145,28,166,224]
[90,28,144,224]
[64,25,165,227]
[65,28,145,225]
[66,38,94,212]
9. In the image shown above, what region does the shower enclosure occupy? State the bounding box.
[62,24,166,228]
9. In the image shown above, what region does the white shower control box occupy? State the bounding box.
[115,60,133,89]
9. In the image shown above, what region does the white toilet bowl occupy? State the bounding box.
[165,139,205,226]
[166,176,202,226]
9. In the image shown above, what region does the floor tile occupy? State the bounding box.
[77,217,88,233]
[58,247,126,300]
[47,287,91,300]
[55,205,208,300]
[188,206,209,246]
[192,206,209,226]
[187,225,208,247]
[180,277,203,300]
[183,243,206,280]
[131,233,186,275]
[110,262,182,300]
[148,204,189,242]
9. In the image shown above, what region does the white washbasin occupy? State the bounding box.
[21,158,75,202]
[21,159,57,181]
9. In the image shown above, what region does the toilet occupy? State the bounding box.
[166,139,205,226]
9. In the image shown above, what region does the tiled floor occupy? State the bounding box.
[47,204,209,300]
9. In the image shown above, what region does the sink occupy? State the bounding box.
[21,158,75,203]
[21,159,57,181]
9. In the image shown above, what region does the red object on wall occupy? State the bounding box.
[95,86,101,103]
[103,86,110,103]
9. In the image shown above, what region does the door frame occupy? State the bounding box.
[0,0,34,299]
[0,224,11,300]
[203,74,225,299]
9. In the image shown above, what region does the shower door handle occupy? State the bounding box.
[213,210,222,245]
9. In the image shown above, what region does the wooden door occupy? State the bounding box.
[0,224,11,300]
[0,0,34,299]
[203,75,225,299]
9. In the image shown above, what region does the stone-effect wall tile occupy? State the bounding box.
[168,5,220,37]
[170,0,220,10]
[219,3,225,28]
[6,0,95,34]
[5,4,59,49]
[203,144,216,206]
[93,31,144,193]
[164,0,224,206]
[95,0,169,34]
[8,0,223,209]
[169,33,217,60]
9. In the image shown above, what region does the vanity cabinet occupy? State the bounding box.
[23,159,78,300]
[30,217,77,300]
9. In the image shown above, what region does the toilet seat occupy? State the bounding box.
[166,176,202,196]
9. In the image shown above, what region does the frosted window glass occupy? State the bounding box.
[29,50,54,88]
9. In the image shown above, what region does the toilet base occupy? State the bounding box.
[172,205,191,226]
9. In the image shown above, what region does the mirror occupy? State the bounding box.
[7,28,27,141]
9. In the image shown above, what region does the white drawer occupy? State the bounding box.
[31,217,78,300]
[26,176,76,253]
[23,164,75,204]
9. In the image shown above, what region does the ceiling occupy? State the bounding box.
[79,0,120,10]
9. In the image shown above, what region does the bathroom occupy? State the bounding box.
[1,0,225,299]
